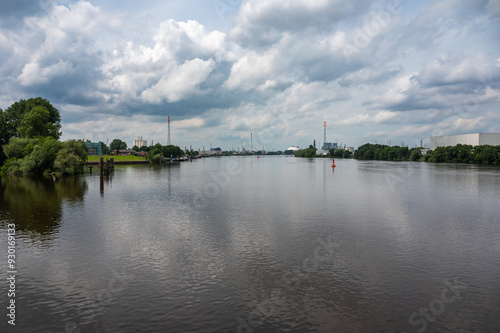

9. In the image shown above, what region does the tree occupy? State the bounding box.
[54,140,88,175]
[99,141,111,155]
[146,144,184,163]
[3,97,61,139]
[160,145,183,158]
[110,139,127,151]
[1,97,61,167]
[295,147,317,157]
[132,145,139,151]
[17,106,60,138]
[0,109,9,165]
[409,148,423,161]
[330,148,352,158]
[1,138,88,175]
[20,137,62,174]
[3,137,40,160]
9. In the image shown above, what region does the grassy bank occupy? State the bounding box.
[87,155,147,162]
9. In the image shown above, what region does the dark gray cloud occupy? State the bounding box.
[0,0,46,18]
[228,0,372,48]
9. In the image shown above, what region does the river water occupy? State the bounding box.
[1,157,499,332]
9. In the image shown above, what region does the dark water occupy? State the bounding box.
[1,157,499,333]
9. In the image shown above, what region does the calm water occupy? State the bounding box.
[1,157,499,333]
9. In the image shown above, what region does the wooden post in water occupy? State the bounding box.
[99,156,104,193]
[99,157,103,175]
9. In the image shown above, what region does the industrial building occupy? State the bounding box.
[284,146,300,154]
[133,136,147,148]
[316,121,337,155]
[430,133,500,150]
[85,142,102,156]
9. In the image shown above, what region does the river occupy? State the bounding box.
[1,156,499,332]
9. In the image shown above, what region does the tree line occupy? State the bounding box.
[354,143,500,165]
[0,97,192,175]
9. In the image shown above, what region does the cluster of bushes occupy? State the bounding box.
[423,144,500,164]
[1,137,88,175]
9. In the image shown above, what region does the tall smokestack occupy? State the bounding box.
[167,115,171,145]
[250,133,253,154]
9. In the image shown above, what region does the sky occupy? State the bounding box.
[1,0,499,151]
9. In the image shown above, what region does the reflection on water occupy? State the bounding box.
[0,176,87,241]
[0,158,499,333]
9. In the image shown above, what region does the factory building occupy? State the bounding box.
[133,136,148,148]
[430,133,500,150]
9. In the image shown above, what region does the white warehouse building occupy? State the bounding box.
[430,133,500,150]
[133,136,148,148]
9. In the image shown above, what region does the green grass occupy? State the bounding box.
[87,155,147,162]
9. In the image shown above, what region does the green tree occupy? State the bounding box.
[161,145,183,158]
[17,106,60,138]
[423,150,433,162]
[99,141,111,155]
[3,97,61,139]
[132,145,139,151]
[1,97,61,167]
[110,139,127,151]
[2,138,88,175]
[330,149,352,158]
[295,147,317,157]
[19,137,62,174]
[409,148,423,161]
[457,145,473,163]
[53,140,88,175]
[0,109,7,165]
[3,137,40,159]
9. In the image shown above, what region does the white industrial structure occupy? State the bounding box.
[430,133,500,150]
[284,146,300,154]
[133,136,147,148]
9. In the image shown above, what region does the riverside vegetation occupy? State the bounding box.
[0,97,189,175]
[354,143,500,164]
[294,143,500,165]
[0,97,89,176]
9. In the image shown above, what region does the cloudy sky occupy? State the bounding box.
[1,0,499,150]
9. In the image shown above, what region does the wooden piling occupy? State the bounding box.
[99,156,104,193]
[99,157,103,175]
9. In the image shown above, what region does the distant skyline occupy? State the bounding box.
[1,0,499,150]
